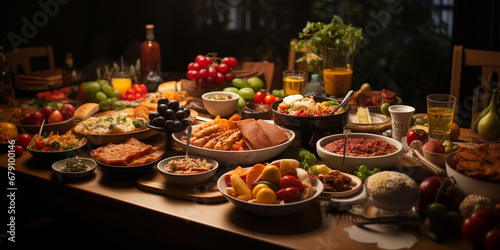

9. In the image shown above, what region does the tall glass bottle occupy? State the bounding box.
[0,46,14,103]
[62,52,83,86]
[140,24,161,83]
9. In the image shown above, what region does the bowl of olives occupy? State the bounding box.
[146,97,192,133]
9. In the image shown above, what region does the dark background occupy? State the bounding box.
[1,0,499,125]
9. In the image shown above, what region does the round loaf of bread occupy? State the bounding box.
[365,171,420,211]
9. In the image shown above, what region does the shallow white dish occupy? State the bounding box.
[157,155,219,186]
[348,110,390,125]
[217,167,324,216]
[321,173,363,198]
[446,152,500,203]
[52,157,97,179]
[316,133,403,173]
[172,123,295,167]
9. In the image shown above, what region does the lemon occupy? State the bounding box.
[255,188,276,204]
[252,184,268,198]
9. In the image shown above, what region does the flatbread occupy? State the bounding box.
[237,119,288,150]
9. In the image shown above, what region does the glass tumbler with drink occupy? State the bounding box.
[111,71,133,95]
[283,70,305,96]
[426,94,456,141]
[322,47,354,97]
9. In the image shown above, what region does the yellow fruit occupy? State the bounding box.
[260,165,281,186]
[316,164,334,175]
[252,183,268,198]
[255,187,276,204]
[450,122,460,141]
[230,174,252,201]
[0,122,18,139]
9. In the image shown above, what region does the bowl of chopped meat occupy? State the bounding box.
[157,155,219,186]
[316,133,403,173]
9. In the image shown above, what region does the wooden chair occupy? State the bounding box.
[5,44,56,84]
[450,45,500,101]
[241,61,275,92]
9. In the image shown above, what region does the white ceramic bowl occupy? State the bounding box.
[202,91,240,117]
[157,155,219,186]
[446,152,500,203]
[52,157,97,179]
[172,122,295,167]
[316,133,403,173]
[217,167,324,216]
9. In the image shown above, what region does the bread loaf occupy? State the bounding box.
[74,103,100,123]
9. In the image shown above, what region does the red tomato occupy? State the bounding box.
[207,65,217,78]
[275,97,281,101]
[254,91,266,104]
[264,94,276,105]
[224,71,234,82]
[195,78,206,87]
[139,84,148,94]
[14,145,24,157]
[191,62,201,71]
[419,177,462,211]
[196,55,209,68]
[127,94,135,100]
[135,93,143,100]
[35,140,44,150]
[484,230,500,250]
[126,88,136,95]
[222,57,238,68]
[187,62,194,70]
[119,93,128,100]
[462,216,491,245]
[132,83,140,90]
[190,70,200,80]
[199,68,208,79]
[276,187,301,203]
[279,175,305,192]
[470,210,497,228]
[16,134,31,149]
[48,110,63,124]
[206,76,214,84]
[407,129,428,145]
[215,72,225,84]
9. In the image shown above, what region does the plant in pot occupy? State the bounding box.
[292,15,364,97]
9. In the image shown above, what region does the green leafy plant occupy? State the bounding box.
[291,15,364,71]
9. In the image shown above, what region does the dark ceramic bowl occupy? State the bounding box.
[270,98,350,132]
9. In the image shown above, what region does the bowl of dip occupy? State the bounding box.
[202,91,239,117]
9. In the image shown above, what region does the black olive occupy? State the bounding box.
[181,118,191,127]
[154,116,165,127]
[183,108,191,117]
[164,120,174,129]
[173,120,182,128]
[175,110,186,120]
[157,104,168,114]
[168,100,180,111]
[157,97,169,105]
[164,109,175,120]
[149,111,160,121]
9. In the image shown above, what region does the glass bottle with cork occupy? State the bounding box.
[140,24,161,84]
[62,52,83,86]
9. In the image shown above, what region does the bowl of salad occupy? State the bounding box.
[27,131,89,161]
[52,157,97,179]
[202,91,240,117]
[157,155,219,186]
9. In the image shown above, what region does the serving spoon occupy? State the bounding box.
[185,126,192,158]
[38,119,45,136]
[329,90,354,115]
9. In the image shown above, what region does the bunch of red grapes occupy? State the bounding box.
[186,53,237,87]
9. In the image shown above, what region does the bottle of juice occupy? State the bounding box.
[140,24,161,83]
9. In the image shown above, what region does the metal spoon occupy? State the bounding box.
[329,90,354,115]
[38,119,45,136]
[185,126,192,158]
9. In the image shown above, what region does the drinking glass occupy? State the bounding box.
[283,70,305,96]
[111,71,132,95]
[322,47,354,97]
[426,94,456,141]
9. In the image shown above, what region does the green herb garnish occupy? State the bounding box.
[133,119,145,128]
[109,123,117,130]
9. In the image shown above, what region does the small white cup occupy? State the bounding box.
[388,105,415,141]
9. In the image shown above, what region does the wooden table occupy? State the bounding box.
[0,126,472,249]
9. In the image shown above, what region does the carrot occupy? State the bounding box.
[246,163,266,189]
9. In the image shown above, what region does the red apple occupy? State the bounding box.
[30,111,45,125]
[60,103,75,120]
[422,141,445,154]
[41,106,53,120]
[48,110,63,124]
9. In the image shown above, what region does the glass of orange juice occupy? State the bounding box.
[283,70,305,96]
[111,71,132,94]
[427,94,456,142]
[322,47,354,97]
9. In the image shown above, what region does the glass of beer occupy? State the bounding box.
[426,94,456,141]
[283,70,305,96]
[322,47,354,97]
